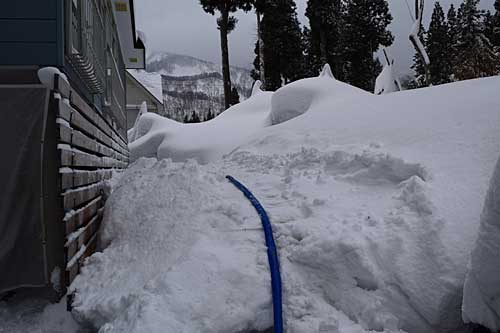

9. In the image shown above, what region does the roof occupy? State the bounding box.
[126,70,164,105]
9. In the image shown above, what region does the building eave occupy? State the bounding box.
[112,0,146,69]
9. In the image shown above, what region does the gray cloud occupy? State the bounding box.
[135,0,494,75]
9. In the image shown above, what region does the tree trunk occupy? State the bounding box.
[220,9,232,110]
[257,11,265,88]
[319,28,328,65]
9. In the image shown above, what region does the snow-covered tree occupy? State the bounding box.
[453,0,498,80]
[199,0,253,109]
[342,0,394,91]
[305,0,343,78]
[427,2,453,85]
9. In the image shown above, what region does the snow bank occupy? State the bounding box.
[129,89,273,163]
[130,67,369,163]
[71,159,273,332]
[72,75,500,332]
[462,156,500,331]
[128,101,148,143]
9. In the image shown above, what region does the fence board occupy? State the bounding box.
[65,233,98,287]
[61,181,106,211]
[58,123,128,162]
[64,196,103,235]
[65,210,102,261]
[59,148,127,169]
[71,90,128,150]
[60,169,113,191]
[56,97,129,157]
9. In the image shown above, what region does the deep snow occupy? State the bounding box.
[462,156,500,331]
[64,72,500,332]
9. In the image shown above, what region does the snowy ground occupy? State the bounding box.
[2,72,499,332]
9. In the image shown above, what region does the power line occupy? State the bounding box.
[405,0,416,21]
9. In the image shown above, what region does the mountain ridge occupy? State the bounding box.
[141,51,254,122]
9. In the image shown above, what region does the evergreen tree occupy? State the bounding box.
[447,4,460,81]
[253,0,267,84]
[454,0,498,80]
[485,0,500,53]
[183,114,189,123]
[494,0,500,48]
[251,41,261,81]
[484,10,494,42]
[206,109,214,121]
[199,0,253,109]
[305,0,343,78]
[191,111,200,123]
[342,0,394,91]
[230,87,240,106]
[427,2,452,85]
[259,0,306,91]
[302,26,322,78]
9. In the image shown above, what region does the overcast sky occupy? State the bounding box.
[135,0,494,75]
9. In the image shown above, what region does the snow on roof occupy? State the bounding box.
[127,69,163,104]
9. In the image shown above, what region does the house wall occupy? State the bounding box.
[0,0,64,66]
[126,74,162,129]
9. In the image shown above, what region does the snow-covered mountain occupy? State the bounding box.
[145,52,254,122]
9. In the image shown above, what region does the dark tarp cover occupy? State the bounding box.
[0,87,49,293]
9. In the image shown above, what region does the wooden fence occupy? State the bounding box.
[52,74,128,287]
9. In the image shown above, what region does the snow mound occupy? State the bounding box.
[71,159,273,332]
[129,72,370,163]
[375,64,401,95]
[74,75,500,332]
[269,74,369,126]
[129,90,273,163]
[252,80,263,96]
[320,64,335,79]
[462,156,500,331]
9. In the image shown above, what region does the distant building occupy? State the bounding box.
[0,0,145,299]
[126,70,165,129]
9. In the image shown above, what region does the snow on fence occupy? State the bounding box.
[51,74,129,288]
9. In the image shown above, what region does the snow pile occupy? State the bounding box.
[374,64,401,95]
[72,74,500,332]
[128,101,148,143]
[71,159,273,332]
[130,66,368,163]
[462,156,500,331]
[129,88,273,163]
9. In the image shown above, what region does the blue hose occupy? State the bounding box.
[226,176,283,333]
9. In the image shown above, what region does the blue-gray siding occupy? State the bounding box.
[0,0,63,66]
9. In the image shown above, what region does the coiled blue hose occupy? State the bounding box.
[226,176,283,333]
